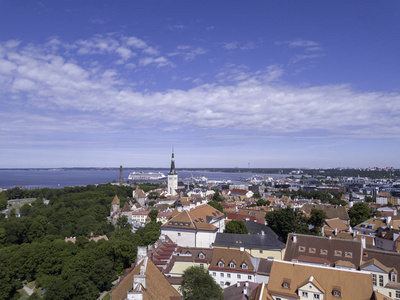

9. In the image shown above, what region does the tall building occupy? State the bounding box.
[167,150,178,196]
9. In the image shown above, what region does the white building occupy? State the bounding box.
[160,204,226,248]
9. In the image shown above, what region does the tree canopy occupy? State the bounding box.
[308,209,327,235]
[181,266,223,300]
[0,184,162,300]
[224,220,249,234]
[265,206,309,241]
[349,202,373,227]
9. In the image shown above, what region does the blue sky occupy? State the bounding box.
[1,1,400,168]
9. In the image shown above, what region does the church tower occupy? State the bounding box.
[168,149,178,196]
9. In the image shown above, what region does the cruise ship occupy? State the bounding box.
[128,172,166,181]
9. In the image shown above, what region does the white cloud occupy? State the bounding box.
[1,38,400,148]
[139,56,173,67]
[168,45,207,61]
[116,47,133,60]
[222,42,238,50]
[222,41,257,51]
[275,38,324,64]
[125,36,147,49]
[290,53,325,63]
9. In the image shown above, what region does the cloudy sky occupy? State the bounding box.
[1,1,399,168]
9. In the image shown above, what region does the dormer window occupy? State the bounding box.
[218,261,225,268]
[241,263,248,270]
[344,252,352,258]
[198,252,205,259]
[283,282,289,289]
[391,272,397,282]
[334,250,342,257]
[229,262,236,268]
[282,279,291,289]
[332,287,341,298]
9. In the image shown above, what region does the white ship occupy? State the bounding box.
[128,171,166,181]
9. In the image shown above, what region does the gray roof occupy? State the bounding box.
[244,220,280,239]
[213,232,286,251]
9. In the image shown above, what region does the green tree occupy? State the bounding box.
[116,215,132,232]
[265,206,309,241]
[256,199,266,206]
[0,192,7,210]
[148,209,158,222]
[224,220,249,234]
[28,215,49,242]
[308,209,327,235]
[253,193,261,199]
[212,191,223,202]
[181,266,223,300]
[349,202,373,227]
[208,201,224,213]
[90,257,116,291]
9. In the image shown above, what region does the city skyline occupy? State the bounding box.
[1,1,399,168]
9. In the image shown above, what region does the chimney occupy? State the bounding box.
[243,283,248,295]
[334,228,338,236]
[240,247,245,253]
[236,282,240,287]
[293,235,297,243]
[386,215,392,225]
[260,230,265,235]
[120,165,123,186]
[361,236,366,249]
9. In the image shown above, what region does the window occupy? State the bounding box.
[299,246,306,252]
[218,261,224,268]
[283,282,290,289]
[178,233,181,236]
[391,272,397,282]
[302,291,308,297]
[314,294,320,299]
[320,249,328,255]
[229,262,236,268]
[379,275,384,287]
[344,251,352,258]
[227,274,231,278]
[242,263,248,270]
[212,272,216,277]
[220,281,224,287]
[259,250,263,254]
[199,252,205,259]
[396,291,400,298]
[333,290,341,297]
[200,264,204,268]
[372,274,377,286]
[309,247,316,254]
[334,250,342,256]
[248,275,252,280]
[237,274,241,279]
[220,273,224,277]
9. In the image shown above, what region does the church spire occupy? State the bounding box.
[169,148,176,175]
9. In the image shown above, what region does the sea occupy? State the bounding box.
[0,168,289,190]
